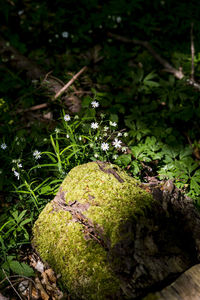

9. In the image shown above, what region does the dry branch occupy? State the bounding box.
[108,32,200,91]
[16,103,49,114]
[2,269,23,300]
[53,66,87,100]
[0,35,82,113]
[191,22,195,81]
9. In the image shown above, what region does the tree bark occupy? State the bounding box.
[117,180,200,299]
[143,263,200,300]
[34,163,200,299]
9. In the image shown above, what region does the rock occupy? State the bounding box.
[32,161,153,299]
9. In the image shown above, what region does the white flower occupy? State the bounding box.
[18,10,24,16]
[122,147,127,152]
[112,138,122,149]
[17,163,22,168]
[112,154,118,160]
[33,150,41,160]
[64,114,71,121]
[32,79,38,84]
[110,121,117,127]
[101,142,109,151]
[14,170,20,180]
[91,101,99,108]
[89,143,94,148]
[66,134,70,138]
[116,16,122,23]
[117,132,122,137]
[94,153,99,158]
[103,126,109,131]
[91,122,99,129]
[79,136,82,141]
[62,31,69,38]
[1,143,7,150]
[124,132,128,137]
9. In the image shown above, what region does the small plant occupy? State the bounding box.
[0,99,130,273]
[0,97,199,285]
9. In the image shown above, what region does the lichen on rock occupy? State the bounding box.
[32,161,153,299]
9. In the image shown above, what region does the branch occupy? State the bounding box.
[108,32,200,91]
[2,269,23,300]
[53,66,87,100]
[16,103,49,114]
[108,32,184,79]
[0,35,82,112]
[191,22,195,81]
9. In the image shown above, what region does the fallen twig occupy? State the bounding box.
[16,103,49,114]
[108,32,200,91]
[108,32,184,79]
[72,90,93,95]
[0,35,83,113]
[191,22,195,81]
[53,66,87,100]
[0,274,35,286]
[2,269,23,300]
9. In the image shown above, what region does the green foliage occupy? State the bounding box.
[0,256,34,280]
[0,0,200,294]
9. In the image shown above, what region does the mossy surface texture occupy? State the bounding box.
[32,161,153,299]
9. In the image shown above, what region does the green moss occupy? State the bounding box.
[33,162,154,299]
[33,202,119,299]
[61,162,152,246]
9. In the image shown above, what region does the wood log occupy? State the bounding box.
[32,162,200,299]
[143,264,200,300]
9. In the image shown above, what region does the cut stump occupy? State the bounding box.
[32,161,200,299]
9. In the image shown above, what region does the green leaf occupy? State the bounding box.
[82,95,93,108]
[131,160,140,175]
[20,218,32,226]
[144,80,159,87]
[179,147,192,159]
[110,114,118,122]
[18,210,27,221]
[40,185,52,194]
[115,154,131,166]
[143,71,156,81]
[9,261,34,277]
[190,177,200,194]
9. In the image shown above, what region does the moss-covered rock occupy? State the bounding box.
[32,161,153,299]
